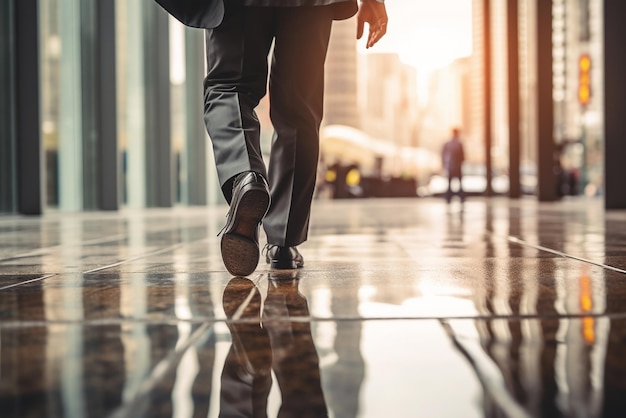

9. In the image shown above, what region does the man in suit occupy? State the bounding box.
[155,0,388,276]
[442,127,466,203]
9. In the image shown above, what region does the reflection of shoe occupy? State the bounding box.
[222,277,262,320]
[268,269,299,281]
[264,245,304,270]
[266,274,301,294]
[263,275,310,327]
[263,273,310,318]
[222,277,271,375]
[221,172,270,276]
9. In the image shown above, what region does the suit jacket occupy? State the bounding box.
[154,0,224,28]
[154,0,357,29]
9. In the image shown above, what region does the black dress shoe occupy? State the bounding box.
[265,245,304,269]
[221,172,270,276]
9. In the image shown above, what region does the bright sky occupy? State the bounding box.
[359,0,474,72]
[171,1,474,84]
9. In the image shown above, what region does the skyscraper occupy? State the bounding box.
[324,18,360,128]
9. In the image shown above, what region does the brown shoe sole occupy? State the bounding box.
[221,187,270,276]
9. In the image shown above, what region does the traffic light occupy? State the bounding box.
[578,54,591,106]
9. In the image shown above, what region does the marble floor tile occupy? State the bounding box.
[2,197,626,417]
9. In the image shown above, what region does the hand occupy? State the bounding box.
[356,1,388,49]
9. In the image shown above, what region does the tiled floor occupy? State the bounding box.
[2,197,626,417]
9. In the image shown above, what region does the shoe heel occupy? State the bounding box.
[221,235,260,276]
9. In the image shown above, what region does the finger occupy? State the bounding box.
[374,25,387,45]
[367,24,378,48]
[377,20,388,38]
[367,24,386,48]
[367,28,375,48]
[357,19,364,40]
[368,34,377,48]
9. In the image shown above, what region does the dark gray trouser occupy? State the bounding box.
[203,4,333,247]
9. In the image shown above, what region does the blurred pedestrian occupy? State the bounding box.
[442,128,465,203]
[154,0,388,276]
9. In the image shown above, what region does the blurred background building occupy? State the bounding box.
[324,18,360,129]
[0,0,622,213]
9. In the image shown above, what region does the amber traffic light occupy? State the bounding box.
[578,54,591,106]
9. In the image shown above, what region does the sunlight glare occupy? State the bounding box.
[360,0,473,73]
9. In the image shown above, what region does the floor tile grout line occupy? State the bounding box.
[0,234,128,263]
[0,274,56,292]
[507,235,626,274]
[0,219,215,264]
[390,226,626,275]
[4,311,626,329]
[440,319,532,418]
[0,209,223,225]
[106,322,215,418]
[81,238,208,274]
[82,244,185,274]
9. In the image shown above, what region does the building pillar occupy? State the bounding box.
[124,0,148,209]
[15,0,44,215]
[58,0,84,212]
[507,0,521,198]
[183,28,207,206]
[144,4,173,208]
[483,0,494,196]
[0,1,16,213]
[604,0,626,209]
[96,0,120,210]
[535,0,557,201]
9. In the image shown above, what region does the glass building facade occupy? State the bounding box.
[0,0,17,214]
[1,0,221,215]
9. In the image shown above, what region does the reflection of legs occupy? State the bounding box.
[263,277,328,418]
[220,278,272,418]
[263,7,333,247]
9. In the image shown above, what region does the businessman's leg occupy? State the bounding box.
[264,6,333,247]
[203,4,274,202]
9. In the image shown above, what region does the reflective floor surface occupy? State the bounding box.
[2,197,626,417]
